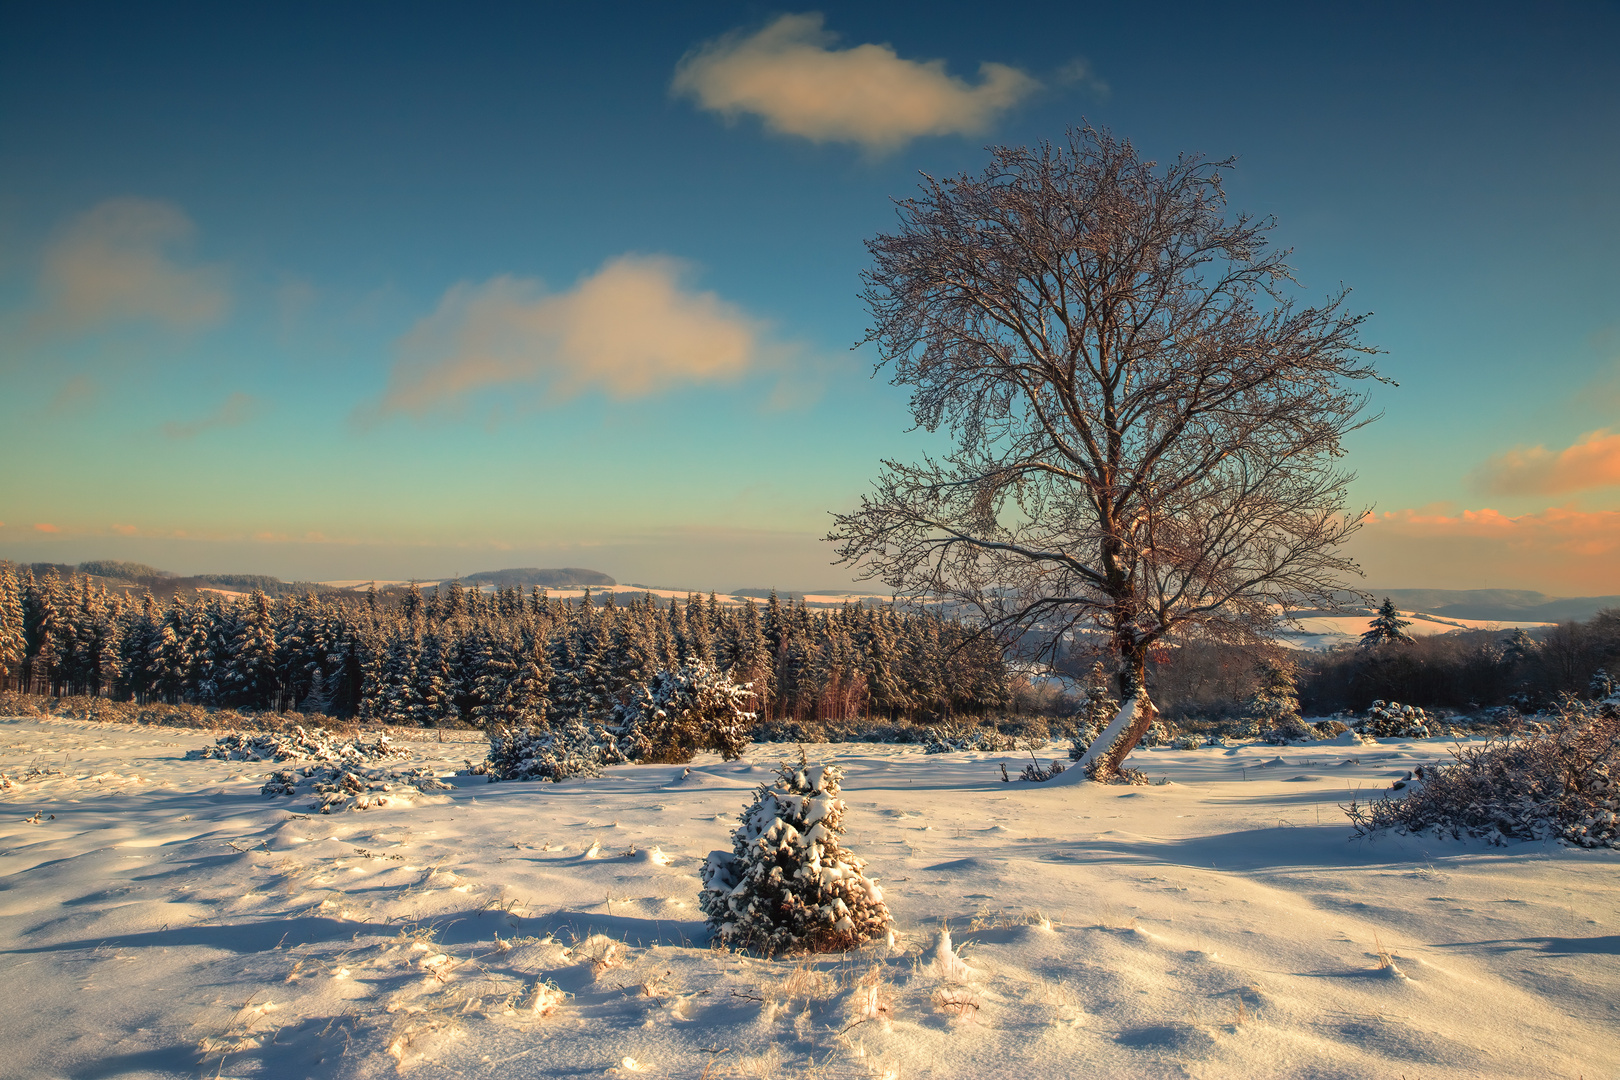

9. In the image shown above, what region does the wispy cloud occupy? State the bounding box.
[48,375,99,414]
[672,13,1038,152]
[33,198,229,335]
[161,392,260,440]
[373,255,763,418]
[33,523,60,534]
[1472,429,1620,495]
[1055,56,1110,98]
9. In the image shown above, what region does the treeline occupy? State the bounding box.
[1298,616,1620,713]
[0,565,1009,726]
[16,560,335,601]
[1121,612,1620,720]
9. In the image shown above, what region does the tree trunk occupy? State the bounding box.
[1097,642,1156,779]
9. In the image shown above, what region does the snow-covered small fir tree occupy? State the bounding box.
[1068,660,1119,760]
[1250,660,1312,743]
[1500,628,1539,666]
[700,754,892,956]
[618,660,753,763]
[1588,668,1614,702]
[1360,599,1414,648]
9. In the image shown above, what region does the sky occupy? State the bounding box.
[2,1,1618,595]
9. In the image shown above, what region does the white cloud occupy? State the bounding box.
[377,255,762,416]
[36,198,229,333]
[672,13,1039,151]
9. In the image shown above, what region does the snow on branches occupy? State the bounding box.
[483,719,627,783]
[1346,698,1620,848]
[700,753,892,956]
[1356,700,1431,739]
[188,725,407,765]
[478,662,754,782]
[618,661,754,764]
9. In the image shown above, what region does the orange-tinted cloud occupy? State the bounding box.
[1473,429,1620,495]
[35,198,229,334]
[673,13,1038,151]
[1353,505,1620,593]
[33,523,60,533]
[375,256,762,417]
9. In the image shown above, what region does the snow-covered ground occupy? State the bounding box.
[1,717,1613,1079]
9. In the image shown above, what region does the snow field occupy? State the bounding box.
[1,716,1615,1079]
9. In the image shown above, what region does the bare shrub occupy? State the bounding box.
[1345,699,1620,848]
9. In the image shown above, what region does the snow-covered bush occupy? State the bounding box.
[482,718,626,782]
[1346,699,1620,848]
[262,763,451,813]
[1138,719,1172,748]
[1174,734,1202,751]
[1591,668,1615,702]
[190,726,407,765]
[923,725,1012,754]
[618,661,753,763]
[1067,721,1103,761]
[699,754,893,956]
[1356,700,1431,738]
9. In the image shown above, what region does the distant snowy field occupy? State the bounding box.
[1276,611,1553,651]
[2,717,1614,1080]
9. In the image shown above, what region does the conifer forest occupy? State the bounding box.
[0,565,1010,726]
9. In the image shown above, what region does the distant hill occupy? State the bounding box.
[78,559,170,581]
[1364,588,1620,623]
[0,560,338,600]
[450,567,615,589]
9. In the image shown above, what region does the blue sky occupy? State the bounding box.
[2,1,1618,593]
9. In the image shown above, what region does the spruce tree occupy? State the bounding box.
[0,565,24,692]
[1361,598,1414,648]
[1249,660,1310,742]
[700,754,892,956]
[1069,661,1120,760]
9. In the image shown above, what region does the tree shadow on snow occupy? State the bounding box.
[1435,934,1620,956]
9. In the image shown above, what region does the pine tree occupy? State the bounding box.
[1589,668,1615,701]
[619,660,754,762]
[700,754,892,956]
[223,589,279,709]
[24,569,67,695]
[1069,661,1120,760]
[0,565,24,691]
[417,628,459,725]
[1249,660,1310,742]
[1500,628,1538,666]
[117,591,161,702]
[508,634,554,724]
[1361,599,1414,648]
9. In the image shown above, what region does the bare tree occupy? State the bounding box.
[830,127,1383,778]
